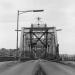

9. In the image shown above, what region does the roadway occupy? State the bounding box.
[0,59,75,75]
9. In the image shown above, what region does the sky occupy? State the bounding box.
[0,0,75,54]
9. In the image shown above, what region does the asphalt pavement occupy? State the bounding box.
[0,60,75,75]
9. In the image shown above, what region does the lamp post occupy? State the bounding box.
[16,10,44,57]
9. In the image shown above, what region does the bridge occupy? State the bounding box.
[19,17,59,60]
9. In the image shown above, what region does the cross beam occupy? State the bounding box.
[32,32,46,47]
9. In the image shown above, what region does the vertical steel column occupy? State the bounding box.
[19,33,24,60]
[45,28,48,56]
[30,25,33,57]
[30,25,32,51]
[16,11,19,58]
[23,34,25,57]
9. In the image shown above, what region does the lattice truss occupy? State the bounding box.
[20,27,57,56]
[19,17,58,57]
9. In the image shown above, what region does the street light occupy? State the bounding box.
[19,10,44,14]
[16,10,44,55]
